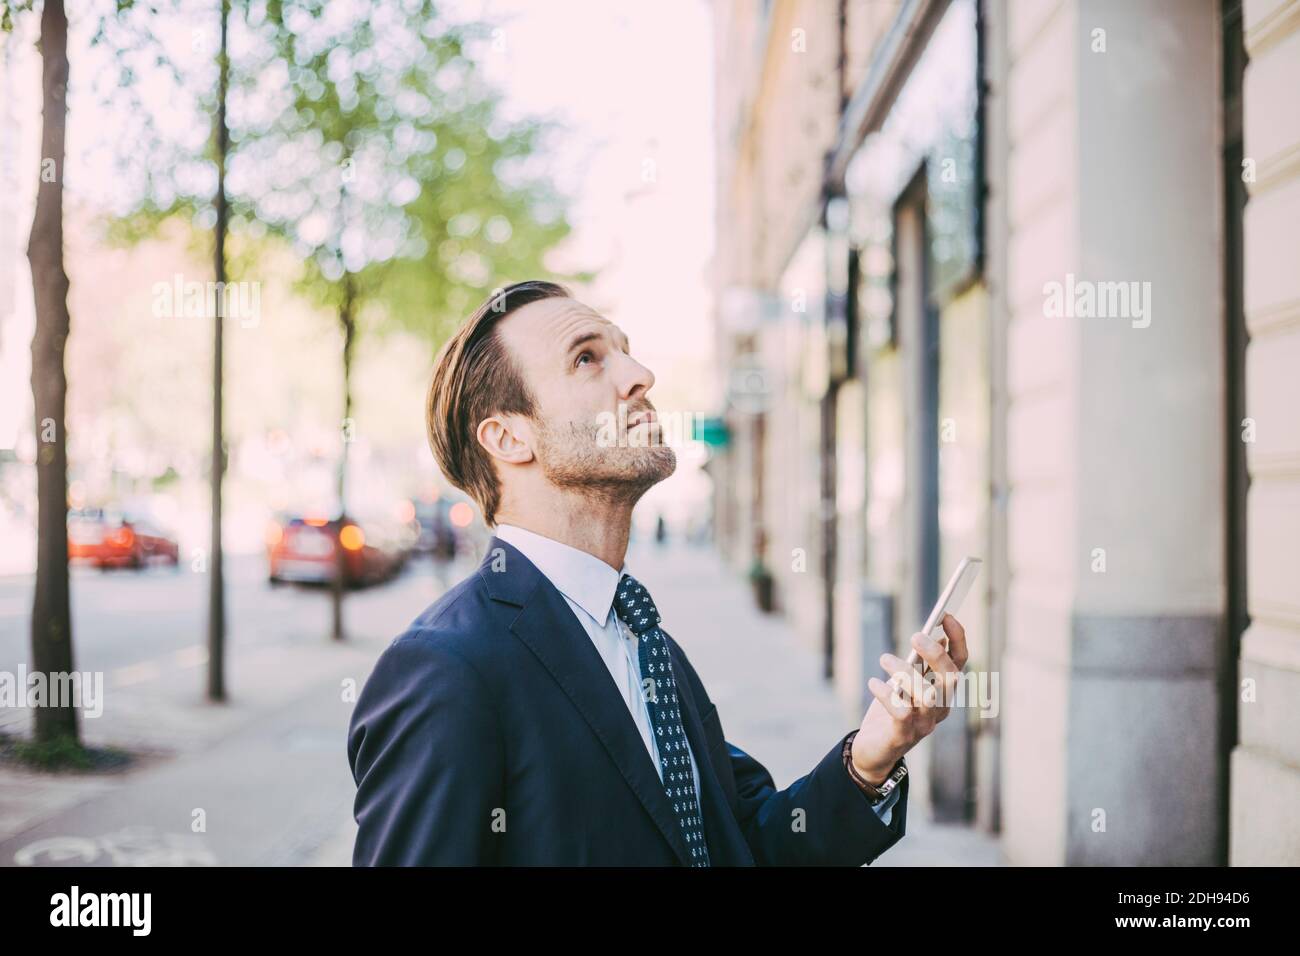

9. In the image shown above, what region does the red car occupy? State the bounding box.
[68,508,180,569]
[266,514,407,587]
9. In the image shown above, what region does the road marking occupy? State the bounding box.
[110,660,162,688]
[15,828,217,866]
[173,645,207,668]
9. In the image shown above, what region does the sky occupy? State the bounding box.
[454,0,718,414]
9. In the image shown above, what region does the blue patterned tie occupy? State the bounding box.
[612,572,710,867]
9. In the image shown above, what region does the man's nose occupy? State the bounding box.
[613,352,655,399]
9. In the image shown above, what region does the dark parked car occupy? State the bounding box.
[410,498,458,560]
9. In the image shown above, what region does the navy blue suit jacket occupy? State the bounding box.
[347,537,909,866]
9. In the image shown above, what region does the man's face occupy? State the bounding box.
[496,296,675,500]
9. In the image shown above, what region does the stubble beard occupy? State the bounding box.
[534,416,677,509]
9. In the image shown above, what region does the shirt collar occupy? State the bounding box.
[494,523,627,624]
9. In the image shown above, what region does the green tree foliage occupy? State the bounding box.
[108,0,579,344]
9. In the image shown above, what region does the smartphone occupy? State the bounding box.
[888,556,982,691]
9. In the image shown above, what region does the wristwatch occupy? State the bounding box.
[842,731,907,805]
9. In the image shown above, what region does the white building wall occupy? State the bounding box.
[998,0,1228,865]
[1232,0,1300,866]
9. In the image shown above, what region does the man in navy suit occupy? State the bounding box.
[347,280,969,866]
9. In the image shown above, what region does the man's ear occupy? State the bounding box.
[477,414,535,466]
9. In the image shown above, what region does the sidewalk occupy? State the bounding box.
[626,539,1003,867]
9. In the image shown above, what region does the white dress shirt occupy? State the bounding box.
[495,523,702,801]
[493,523,898,828]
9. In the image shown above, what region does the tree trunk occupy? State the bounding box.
[27,0,78,746]
[207,0,230,701]
[331,276,356,642]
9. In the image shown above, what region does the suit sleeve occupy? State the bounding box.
[347,634,504,866]
[725,732,908,866]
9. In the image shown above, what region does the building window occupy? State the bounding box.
[845,0,982,352]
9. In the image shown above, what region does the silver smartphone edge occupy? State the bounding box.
[896,556,982,679]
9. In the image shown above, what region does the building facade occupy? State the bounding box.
[710,0,1298,865]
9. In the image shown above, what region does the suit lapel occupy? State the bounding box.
[479,538,693,866]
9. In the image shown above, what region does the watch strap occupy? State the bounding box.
[842,731,907,804]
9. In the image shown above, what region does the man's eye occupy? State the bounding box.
[576,351,593,367]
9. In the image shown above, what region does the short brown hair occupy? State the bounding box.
[426,280,571,526]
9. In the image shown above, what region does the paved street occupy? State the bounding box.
[0,541,1000,866]
[0,552,454,866]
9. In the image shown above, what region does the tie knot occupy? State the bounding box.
[613,573,661,635]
